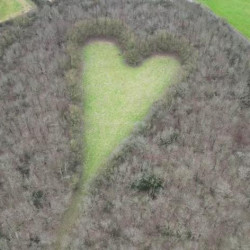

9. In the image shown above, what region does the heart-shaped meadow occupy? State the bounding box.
[55,17,195,246]
[83,41,181,181]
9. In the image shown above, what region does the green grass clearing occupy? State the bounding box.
[0,0,34,23]
[54,41,181,249]
[83,41,181,181]
[197,0,250,38]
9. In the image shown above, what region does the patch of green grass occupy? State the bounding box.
[198,0,250,38]
[83,41,180,181]
[54,41,181,250]
[0,0,33,22]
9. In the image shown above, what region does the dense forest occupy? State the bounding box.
[0,0,249,249]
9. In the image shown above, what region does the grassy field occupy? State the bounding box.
[0,0,34,22]
[54,41,180,249]
[198,0,250,38]
[83,41,180,181]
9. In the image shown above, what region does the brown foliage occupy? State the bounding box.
[0,0,249,249]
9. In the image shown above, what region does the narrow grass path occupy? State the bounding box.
[0,0,34,23]
[54,41,180,249]
[197,0,250,38]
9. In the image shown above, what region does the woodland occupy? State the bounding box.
[0,0,249,249]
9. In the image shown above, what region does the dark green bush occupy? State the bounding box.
[131,173,163,198]
[32,190,44,209]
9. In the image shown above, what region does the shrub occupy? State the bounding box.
[159,131,179,147]
[131,173,163,198]
[29,235,40,245]
[32,190,45,209]
[17,164,30,178]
